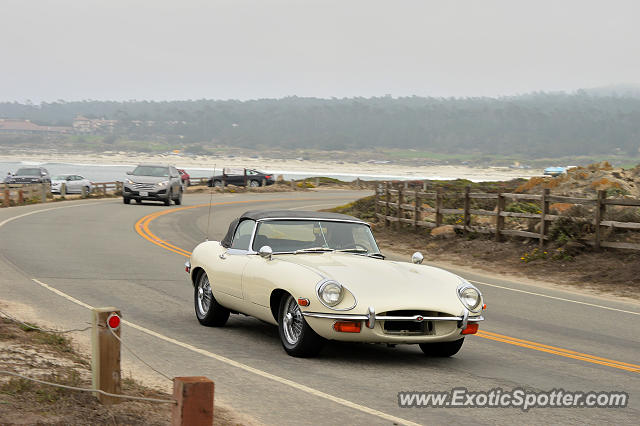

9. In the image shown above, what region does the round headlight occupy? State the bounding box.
[318,281,343,307]
[459,286,482,312]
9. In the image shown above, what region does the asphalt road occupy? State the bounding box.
[0,191,638,425]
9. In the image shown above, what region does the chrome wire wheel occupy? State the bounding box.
[282,296,304,345]
[197,274,212,316]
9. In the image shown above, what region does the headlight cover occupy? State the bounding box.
[125,178,134,184]
[157,181,169,187]
[457,281,483,312]
[317,280,344,307]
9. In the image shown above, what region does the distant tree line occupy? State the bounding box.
[1,93,639,157]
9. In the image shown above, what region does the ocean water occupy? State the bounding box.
[0,161,526,183]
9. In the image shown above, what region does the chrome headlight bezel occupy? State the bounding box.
[125,178,134,185]
[317,280,344,307]
[157,180,169,188]
[457,281,483,313]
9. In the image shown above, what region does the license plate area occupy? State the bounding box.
[139,191,149,196]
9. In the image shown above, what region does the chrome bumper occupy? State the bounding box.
[302,306,483,330]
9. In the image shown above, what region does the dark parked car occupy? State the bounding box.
[8,167,51,184]
[207,168,275,187]
[178,169,191,187]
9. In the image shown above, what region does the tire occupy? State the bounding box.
[136,199,142,204]
[419,338,465,357]
[249,180,260,187]
[278,294,325,357]
[123,197,131,204]
[213,180,223,188]
[164,190,171,206]
[84,186,91,195]
[174,188,182,205]
[194,271,230,326]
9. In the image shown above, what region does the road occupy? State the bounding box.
[0,190,638,425]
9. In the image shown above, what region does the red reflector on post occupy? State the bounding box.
[333,321,362,333]
[462,323,479,335]
[107,313,121,330]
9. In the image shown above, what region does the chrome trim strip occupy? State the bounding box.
[302,311,484,322]
[366,306,375,329]
[256,217,368,226]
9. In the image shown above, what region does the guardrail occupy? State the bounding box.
[375,182,640,251]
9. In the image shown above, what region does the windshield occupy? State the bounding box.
[15,168,42,176]
[52,175,69,180]
[131,166,169,177]
[252,220,380,254]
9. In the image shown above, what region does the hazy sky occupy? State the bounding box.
[2,0,639,102]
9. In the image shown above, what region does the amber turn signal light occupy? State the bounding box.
[297,298,310,307]
[333,321,362,333]
[462,323,479,335]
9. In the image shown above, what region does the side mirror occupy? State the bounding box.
[259,246,273,260]
[67,177,72,181]
[412,252,424,264]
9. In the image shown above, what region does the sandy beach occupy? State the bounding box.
[0,151,542,182]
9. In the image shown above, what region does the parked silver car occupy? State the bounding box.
[123,164,183,205]
[51,175,92,194]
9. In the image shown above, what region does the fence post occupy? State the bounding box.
[2,187,8,207]
[414,188,420,229]
[422,181,427,192]
[81,185,88,198]
[261,178,265,187]
[171,377,214,426]
[594,190,607,250]
[91,307,121,406]
[495,193,505,242]
[463,186,471,234]
[40,183,47,203]
[18,189,24,205]
[356,178,361,189]
[61,183,67,197]
[384,182,390,228]
[374,184,380,218]
[243,169,247,186]
[315,177,320,187]
[222,173,226,187]
[290,179,295,190]
[539,188,550,248]
[396,186,403,230]
[435,188,443,227]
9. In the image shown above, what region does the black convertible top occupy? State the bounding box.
[220,210,364,248]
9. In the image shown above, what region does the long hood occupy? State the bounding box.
[277,253,466,314]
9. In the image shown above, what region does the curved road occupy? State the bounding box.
[0,191,638,425]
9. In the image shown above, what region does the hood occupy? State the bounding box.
[126,176,168,184]
[277,252,466,314]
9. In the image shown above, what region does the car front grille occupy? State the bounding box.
[380,310,452,335]
[132,183,155,190]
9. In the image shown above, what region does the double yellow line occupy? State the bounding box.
[135,200,639,374]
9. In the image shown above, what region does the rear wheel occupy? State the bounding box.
[213,180,223,188]
[194,272,230,326]
[123,197,130,204]
[278,294,325,357]
[249,180,260,187]
[419,338,464,357]
[135,199,142,204]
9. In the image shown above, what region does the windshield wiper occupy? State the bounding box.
[294,247,334,254]
[366,252,385,259]
[336,248,368,253]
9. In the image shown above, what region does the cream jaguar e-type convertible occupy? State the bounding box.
[185,210,485,357]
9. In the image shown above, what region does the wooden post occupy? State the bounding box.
[172,377,214,426]
[385,182,390,228]
[61,183,66,197]
[463,186,471,234]
[91,307,121,405]
[539,188,550,248]
[422,181,427,192]
[594,189,607,250]
[495,193,505,242]
[3,187,10,207]
[40,183,47,203]
[356,178,361,188]
[435,188,443,227]
[403,181,408,190]
[374,184,380,217]
[81,185,88,198]
[222,173,226,187]
[290,179,295,189]
[396,186,403,230]
[414,188,420,229]
[243,169,247,186]
[315,177,320,187]
[18,189,24,205]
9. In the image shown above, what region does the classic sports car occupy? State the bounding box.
[185,210,485,357]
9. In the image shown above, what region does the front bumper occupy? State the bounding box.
[123,186,169,200]
[302,307,483,343]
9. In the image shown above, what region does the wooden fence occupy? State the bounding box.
[375,182,640,251]
[2,181,123,207]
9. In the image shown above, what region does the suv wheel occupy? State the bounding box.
[164,190,172,206]
[123,197,131,204]
[174,188,183,205]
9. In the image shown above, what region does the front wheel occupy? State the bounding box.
[164,190,171,206]
[278,294,325,357]
[249,180,260,187]
[123,197,131,204]
[174,188,182,205]
[194,272,230,326]
[213,180,223,188]
[419,338,464,357]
